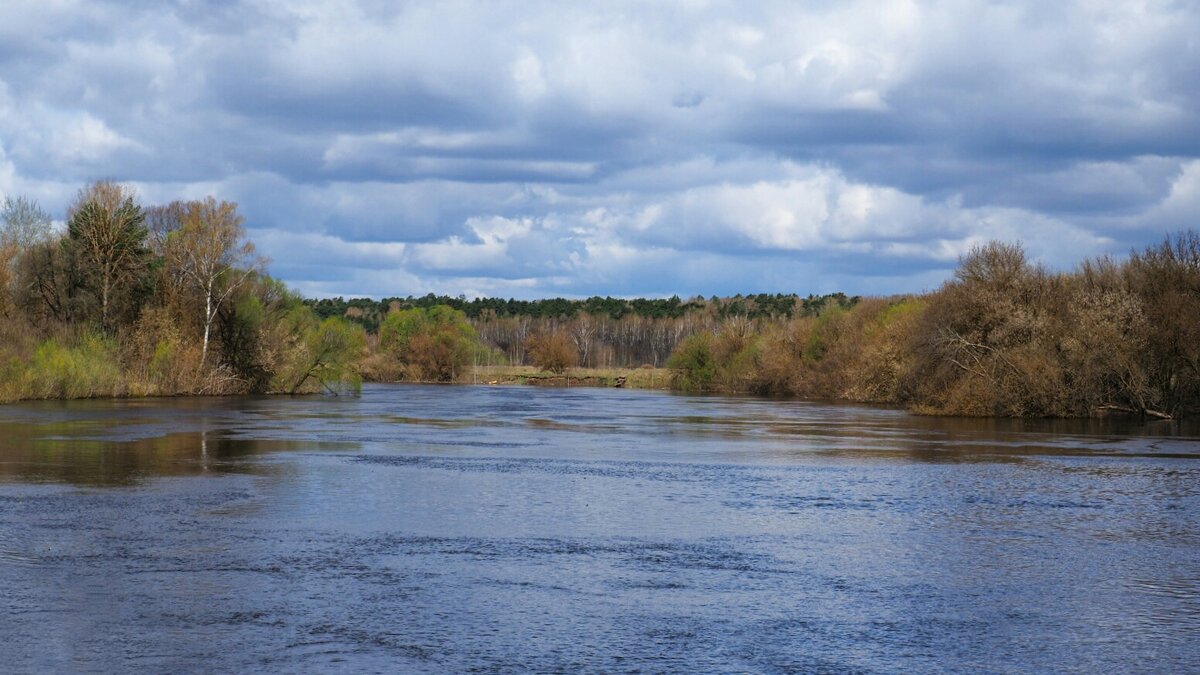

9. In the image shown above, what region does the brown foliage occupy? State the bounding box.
[527,330,578,374]
[1123,231,1200,416]
[121,307,207,396]
[0,241,16,319]
[661,232,1200,419]
[909,243,1080,416]
[404,331,465,381]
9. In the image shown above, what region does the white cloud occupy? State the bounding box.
[255,159,1117,297]
[1130,160,1200,232]
[53,112,146,162]
[511,49,548,101]
[0,145,17,197]
[0,0,1195,298]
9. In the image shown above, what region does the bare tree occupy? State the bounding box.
[144,200,187,258]
[570,312,596,367]
[1,195,53,249]
[168,197,264,365]
[65,181,148,330]
[1,196,55,317]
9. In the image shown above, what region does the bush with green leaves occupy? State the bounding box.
[26,333,122,399]
[379,304,478,381]
[667,332,718,391]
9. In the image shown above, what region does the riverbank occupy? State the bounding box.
[372,365,674,390]
[4,363,1185,423]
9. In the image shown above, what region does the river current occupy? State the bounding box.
[0,384,1197,673]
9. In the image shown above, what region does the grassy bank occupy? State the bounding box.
[370,365,674,391]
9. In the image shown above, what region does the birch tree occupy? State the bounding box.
[168,197,263,365]
[570,312,595,367]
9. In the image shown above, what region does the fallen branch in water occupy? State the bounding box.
[1096,404,1172,420]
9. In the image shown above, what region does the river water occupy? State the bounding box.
[0,384,1197,673]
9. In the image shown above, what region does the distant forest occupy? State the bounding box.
[305,292,859,368]
[307,292,856,326]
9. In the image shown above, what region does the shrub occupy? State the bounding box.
[123,307,204,395]
[377,305,477,381]
[526,330,577,374]
[27,333,122,399]
[667,332,717,391]
[276,316,365,395]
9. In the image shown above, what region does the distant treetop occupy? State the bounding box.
[304,292,859,332]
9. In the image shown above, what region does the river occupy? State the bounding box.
[1,384,1197,672]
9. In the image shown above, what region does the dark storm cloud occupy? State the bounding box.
[1,0,1198,298]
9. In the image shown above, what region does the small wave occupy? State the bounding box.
[0,549,40,566]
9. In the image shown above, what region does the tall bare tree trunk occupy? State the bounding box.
[202,279,213,364]
[101,275,110,331]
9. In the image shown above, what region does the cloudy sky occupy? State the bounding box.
[1,1,1197,299]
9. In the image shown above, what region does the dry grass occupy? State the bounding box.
[463,364,672,390]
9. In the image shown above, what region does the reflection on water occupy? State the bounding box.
[0,429,328,485]
[0,384,1198,672]
[0,416,359,485]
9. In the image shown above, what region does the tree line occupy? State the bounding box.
[305,231,1200,419]
[666,235,1200,419]
[307,291,854,329]
[309,292,857,367]
[334,233,1200,419]
[0,183,363,401]
[4,182,1195,419]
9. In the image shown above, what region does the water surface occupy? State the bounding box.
[1,384,1197,672]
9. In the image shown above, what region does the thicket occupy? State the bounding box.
[665,234,1200,419]
[0,183,363,402]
